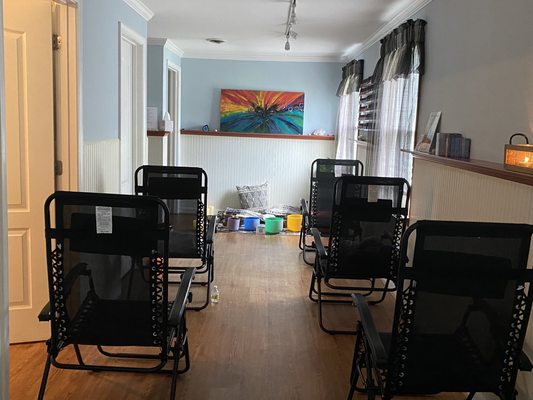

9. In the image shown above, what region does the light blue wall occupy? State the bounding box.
[147,44,182,120]
[181,59,343,134]
[81,0,147,142]
[147,44,164,118]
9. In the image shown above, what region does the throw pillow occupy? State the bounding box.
[236,182,269,210]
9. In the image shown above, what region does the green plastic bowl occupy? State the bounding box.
[264,217,283,234]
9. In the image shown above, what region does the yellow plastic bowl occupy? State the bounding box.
[287,214,303,232]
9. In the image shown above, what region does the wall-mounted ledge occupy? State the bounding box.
[404,150,533,187]
[147,130,172,137]
[181,129,335,141]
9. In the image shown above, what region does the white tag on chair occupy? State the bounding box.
[368,186,379,203]
[95,206,113,234]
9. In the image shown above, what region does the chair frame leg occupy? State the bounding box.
[317,274,357,335]
[310,269,392,335]
[168,255,214,311]
[38,347,53,400]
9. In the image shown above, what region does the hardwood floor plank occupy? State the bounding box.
[10,233,464,400]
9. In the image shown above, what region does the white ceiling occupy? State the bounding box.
[141,0,423,62]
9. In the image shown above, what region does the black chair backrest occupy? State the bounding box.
[325,176,409,280]
[389,220,533,398]
[135,165,207,259]
[309,159,364,231]
[44,191,169,351]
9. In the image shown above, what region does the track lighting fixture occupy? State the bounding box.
[284,0,297,51]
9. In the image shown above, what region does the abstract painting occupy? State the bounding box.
[220,89,304,134]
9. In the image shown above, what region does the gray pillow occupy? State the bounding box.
[236,182,269,210]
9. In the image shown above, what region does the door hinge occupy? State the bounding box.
[52,34,62,51]
[55,160,63,176]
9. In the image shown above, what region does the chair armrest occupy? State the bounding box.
[311,228,327,275]
[206,215,216,244]
[300,198,309,217]
[38,302,51,322]
[300,198,310,229]
[168,267,196,327]
[352,293,388,367]
[64,263,90,297]
[311,228,327,259]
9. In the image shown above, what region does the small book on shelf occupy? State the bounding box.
[435,133,471,160]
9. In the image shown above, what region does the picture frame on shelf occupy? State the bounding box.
[415,111,441,153]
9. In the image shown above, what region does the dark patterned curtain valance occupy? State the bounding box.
[336,59,364,96]
[373,19,426,83]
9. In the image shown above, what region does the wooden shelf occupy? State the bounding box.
[181,129,335,141]
[404,150,533,187]
[147,130,171,137]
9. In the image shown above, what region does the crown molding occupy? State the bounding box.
[123,0,154,21]
[344,0,434,60]
[147,38,185,58]
[165,40,184,58]
[181,52,343,63]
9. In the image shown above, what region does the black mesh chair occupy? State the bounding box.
[300,158,364,266]
[135,165,215,311]
[38,191,195,400]
[349,220,533,400]
[310,176,410,334]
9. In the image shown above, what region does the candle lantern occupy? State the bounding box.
[504,133,533,175]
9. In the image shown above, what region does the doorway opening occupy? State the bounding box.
[119,23,146,194]
[167,62,181,166]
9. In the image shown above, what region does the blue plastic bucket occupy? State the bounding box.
[243,217,260,231]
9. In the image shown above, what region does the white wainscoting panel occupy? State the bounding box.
[83,139,120,193]
[180,135,336,210]
[410,158,533,400]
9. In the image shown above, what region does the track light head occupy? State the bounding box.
[284,0,297,51]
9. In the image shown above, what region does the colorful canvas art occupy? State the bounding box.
[220,89,304,134]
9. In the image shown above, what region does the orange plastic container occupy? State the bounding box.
[287,214,303,232]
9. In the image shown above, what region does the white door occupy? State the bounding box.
[4,0,56,343]
[120,37,134,194]
[167,63,181,166]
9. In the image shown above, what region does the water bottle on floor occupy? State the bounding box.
[210,285,220,304]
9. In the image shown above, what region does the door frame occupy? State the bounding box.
[52,0,79,191]
[0,0,9,397]
[118,22,146,191]
[166,60,181,166]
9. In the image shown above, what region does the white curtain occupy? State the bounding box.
[366,20,426,181]
[335,59,364,163]
[335,92,359,161]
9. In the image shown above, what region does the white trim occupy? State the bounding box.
[343,0,434,60]
[181,52,342,63]
[119,22,147,193]
[0,0,10,398]
[77,0,84,189]
[122,0,153,21]
[147,38,184,58]
[164,40,184,58]
[166,61,181,165]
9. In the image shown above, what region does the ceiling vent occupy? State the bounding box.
[206,38,226,44]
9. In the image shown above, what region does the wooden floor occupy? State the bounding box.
[10,233,465,400]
